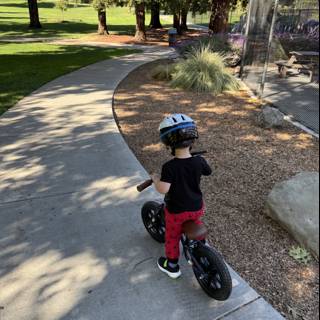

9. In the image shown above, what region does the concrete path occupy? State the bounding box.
[0,48,283,320]
[243,67,319,135]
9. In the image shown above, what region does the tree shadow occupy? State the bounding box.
[0,21,97,38]
[0,57,153,318]
[0,2,54,9]
[0,21,138,39]
[0,16,27,20]
[0,53,263,319]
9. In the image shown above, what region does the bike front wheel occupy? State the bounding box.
[141,201,165,243]
[192,244,232,301]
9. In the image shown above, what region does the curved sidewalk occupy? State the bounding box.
[0,48,283,320]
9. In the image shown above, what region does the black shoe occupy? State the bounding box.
[157,257,182,279]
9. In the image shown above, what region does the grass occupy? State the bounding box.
[0,0,153,39]
[0,43,139,115]
[151,63,177,81]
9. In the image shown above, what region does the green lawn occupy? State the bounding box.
[0,43,139,115]
[0,0,152,39]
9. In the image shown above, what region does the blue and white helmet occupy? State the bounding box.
[159,114,198,148]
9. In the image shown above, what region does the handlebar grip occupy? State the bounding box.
[137,179,153,192]
[191,150,207,156]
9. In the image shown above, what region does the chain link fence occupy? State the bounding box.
[239,0,319,133]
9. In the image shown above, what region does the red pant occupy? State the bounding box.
[165,206,205,260]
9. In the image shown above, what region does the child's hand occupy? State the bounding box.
[150,173,160,183]
[150,173,170,194]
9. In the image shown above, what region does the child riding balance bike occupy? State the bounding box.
[137,114,232,300]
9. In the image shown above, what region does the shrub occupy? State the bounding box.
[171,46,240,95]
[181,35,232,56]
[151,63,177,81]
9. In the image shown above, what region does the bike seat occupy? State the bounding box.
[182,221,207,240]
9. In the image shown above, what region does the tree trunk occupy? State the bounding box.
[181,9,188,31]
[249,0,274,35]
[135,2,146,41]
[97,9,109,35]
[208,0,230,34]
[27,0,41,29]
[173,13,182,35]
[149,1,162,29]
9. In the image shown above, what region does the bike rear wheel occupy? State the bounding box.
[141,201,165,243]
[192,244,232,301]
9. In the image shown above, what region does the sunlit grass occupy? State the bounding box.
[0,0,154,39]
[0,43,139,115]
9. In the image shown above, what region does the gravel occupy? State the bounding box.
[113,60,319,320]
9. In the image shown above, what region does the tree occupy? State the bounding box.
[163,0,183,34]
[180,0,191,31]
[55,0,69,22]
[27,0,41,29]
[135,1,146,40]
[209,0,230,33]
[127,0,148,40]
[245,0,292,35]
[247,0,273,34]
[164,0,208,34]
[208,0,247,34]
[149,0,162,29]
[92,0,111,35]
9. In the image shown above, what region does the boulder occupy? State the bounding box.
[257,105,284,128]
[265,172,319,257]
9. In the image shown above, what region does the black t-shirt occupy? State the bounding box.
[160,156,212,214]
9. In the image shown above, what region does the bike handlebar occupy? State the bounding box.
[137,179,153,192]
[191,150,207,157]
[136,151,207,193]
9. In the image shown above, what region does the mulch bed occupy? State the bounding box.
[86,28,207,46]
[113,60,319,320]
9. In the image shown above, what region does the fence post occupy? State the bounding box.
[239,0,254,79]
[259,0,280,98]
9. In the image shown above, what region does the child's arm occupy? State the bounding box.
[151,174,171,194]
[201,157,212,176]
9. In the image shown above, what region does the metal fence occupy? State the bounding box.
[239,0,319,134]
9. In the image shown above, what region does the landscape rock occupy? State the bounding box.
[257,105,285,128]
[265,172,319,257]
[224,52,242,67]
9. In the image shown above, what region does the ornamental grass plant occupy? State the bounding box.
[171,45,240,95]
[151,63,177,81]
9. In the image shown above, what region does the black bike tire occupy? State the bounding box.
[192,244,232,301]
[141,201,165,243]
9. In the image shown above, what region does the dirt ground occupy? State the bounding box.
[85,28,206,46]
[113,60,319,319]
